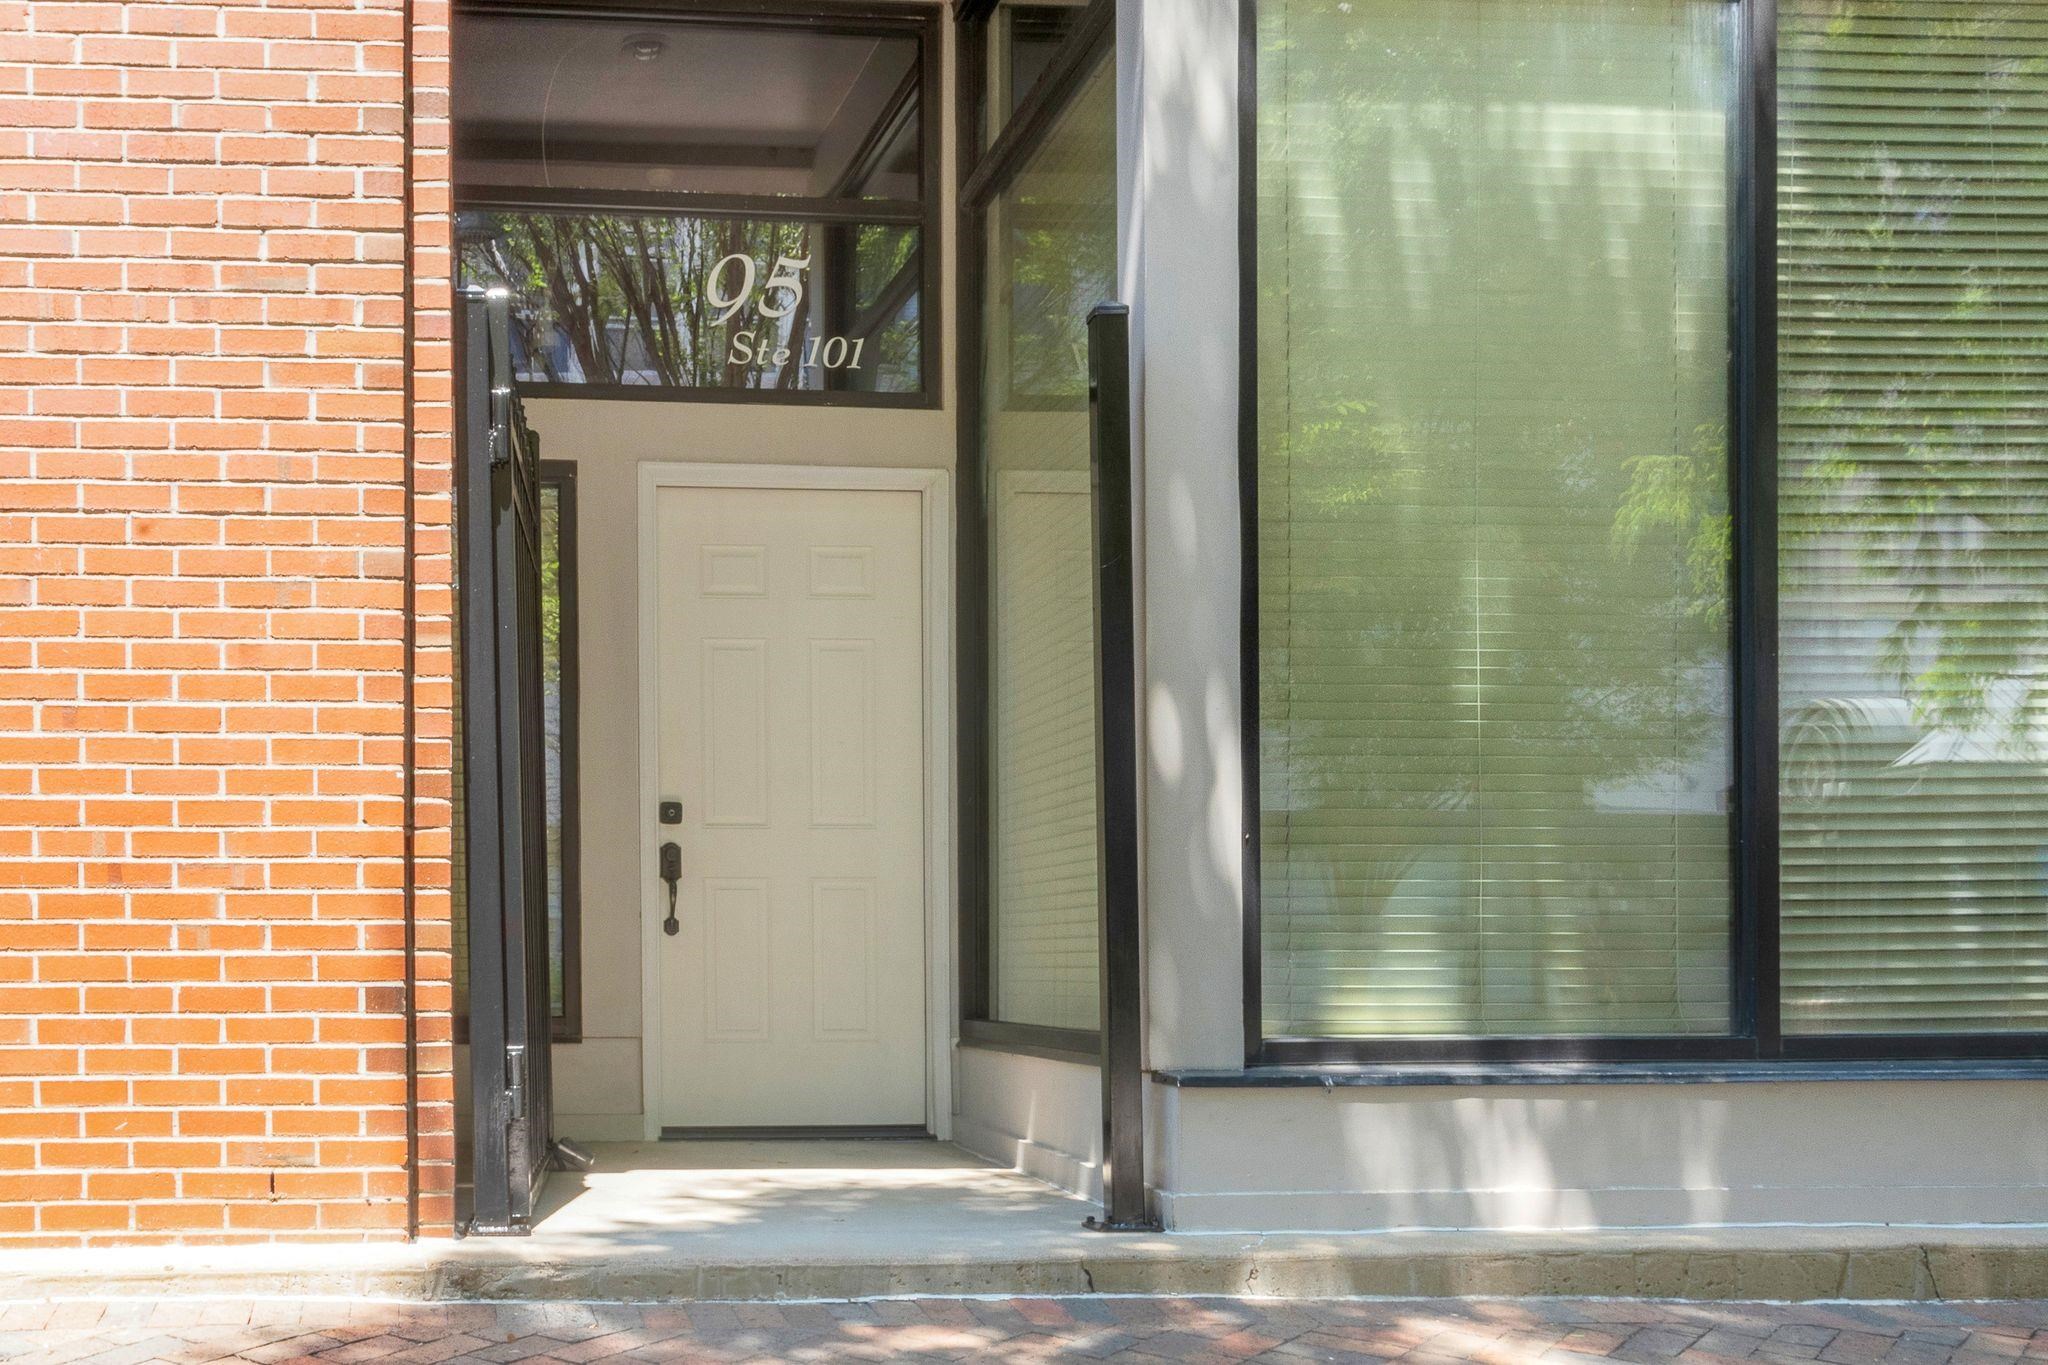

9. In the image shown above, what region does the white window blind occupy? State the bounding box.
[1256,0,1739,1037]
[1777,0,2048,1033]
[983,59,1116,1032]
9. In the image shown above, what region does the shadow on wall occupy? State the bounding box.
[1175,1079,2048,1231]
[1182,1090,1741,1230]
[1130,0,1256,1072]
[1424,1094,1738,1230]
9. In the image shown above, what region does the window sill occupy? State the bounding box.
[958,1018,1100,1067]
[1155,1059,2048,1088]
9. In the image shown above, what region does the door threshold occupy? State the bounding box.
[658,1125,933,1142]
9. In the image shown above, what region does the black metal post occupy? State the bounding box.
[1082,303,1157,1233]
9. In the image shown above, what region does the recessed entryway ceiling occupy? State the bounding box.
[453,14,919,198]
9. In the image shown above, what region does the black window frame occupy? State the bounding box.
[1235,0,2048,1071]
[538,461,583,1045]
[452,0,945,411]
[956,0,1117,1064]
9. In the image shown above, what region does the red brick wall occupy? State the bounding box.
[0,0,436,1243]
[407,0,455,1240]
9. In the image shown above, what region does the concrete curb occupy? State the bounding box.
[5,1231,2048,1302]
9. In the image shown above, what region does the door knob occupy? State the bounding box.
[659,840,681,937]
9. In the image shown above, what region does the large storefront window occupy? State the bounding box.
[452,11,934,402]
[1255,0,1739,1039]
[1248,0,2048,1057]
[1777,0,2048,1035]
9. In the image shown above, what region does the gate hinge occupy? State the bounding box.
[504,1043,527,1124]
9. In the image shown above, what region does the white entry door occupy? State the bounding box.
[650,484,928,1129]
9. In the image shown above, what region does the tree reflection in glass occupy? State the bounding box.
[982,58,1117,1032]
[1256,0,1738,1038]
[1777,0,2048,1034]
[457,211,922,394]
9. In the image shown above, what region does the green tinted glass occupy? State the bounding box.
[982,58,1116,1032]
[1777,0,2048,1034]
[1256,0,1739,1038]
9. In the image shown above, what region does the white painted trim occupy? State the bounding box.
[636,462,956,1142]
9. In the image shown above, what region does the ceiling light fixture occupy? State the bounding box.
[623,34,666,62]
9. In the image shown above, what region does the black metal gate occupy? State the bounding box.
[458,286,555,1235]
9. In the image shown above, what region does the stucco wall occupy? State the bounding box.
[1124,0,1246,1076]
[952,1047,1101,1201]
[1154,1080,2048,1231]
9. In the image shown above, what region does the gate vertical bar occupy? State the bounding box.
[1084,303,1156,1232]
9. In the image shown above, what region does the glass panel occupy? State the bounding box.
[457,211,921,394]
[1256,0,1738,1038]
[850,223,924,390]
[985,1,1092,147]
[844,96,922,205]
[1777,0,2048,1034]
[982,57,1116,1031]
[454,476,573,1035]
[455,14,921,202]
[541,479,567,1023]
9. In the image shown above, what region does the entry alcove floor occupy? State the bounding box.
[521,1138,1098,1266]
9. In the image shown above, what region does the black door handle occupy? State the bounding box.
[659,840,681,937]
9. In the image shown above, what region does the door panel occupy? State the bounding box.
[653,485,927,1129]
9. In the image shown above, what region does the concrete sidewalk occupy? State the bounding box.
[2,1142,2047,1303]
[6,1295,2048,1364]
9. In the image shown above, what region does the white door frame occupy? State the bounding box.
[636,462,955,1141]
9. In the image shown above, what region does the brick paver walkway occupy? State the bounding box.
[3,1296,2046,1364]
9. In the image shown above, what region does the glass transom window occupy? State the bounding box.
[453,12,933,402]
